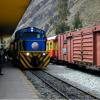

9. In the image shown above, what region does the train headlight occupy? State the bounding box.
[42,52,46,56]
[31,27,34,32]
[32,42,39,49]
[26,52,30,56]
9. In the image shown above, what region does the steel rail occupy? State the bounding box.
[31,70,70,100]
[31,70,97,99]
[43,70,97,99]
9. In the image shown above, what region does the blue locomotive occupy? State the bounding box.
[10,27,50,69]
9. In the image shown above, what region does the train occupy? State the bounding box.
[10,27,50,69]
[46,25,100,70]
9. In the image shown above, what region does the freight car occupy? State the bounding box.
[46,36,57,62]
[47,25,100,70]
[10,27,50,69]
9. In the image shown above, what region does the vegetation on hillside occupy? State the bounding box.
[54,0,70,34]
[73,12,82,29]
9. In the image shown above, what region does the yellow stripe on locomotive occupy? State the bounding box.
[19,51,50,69]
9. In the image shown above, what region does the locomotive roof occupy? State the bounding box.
[16,27,46,34]
[47,35,57,40]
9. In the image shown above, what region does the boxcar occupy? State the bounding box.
[67,26,100,69]
[47,25,100,70]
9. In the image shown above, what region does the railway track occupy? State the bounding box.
[28,70,97,99]
[24,70,65,99]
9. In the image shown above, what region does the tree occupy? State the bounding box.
[73,12,82,29]
[55,21,69,34]
[54,0,70,34]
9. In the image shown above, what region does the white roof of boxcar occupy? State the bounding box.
[47,36,57,40]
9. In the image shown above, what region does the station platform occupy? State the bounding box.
[0,63,40,99]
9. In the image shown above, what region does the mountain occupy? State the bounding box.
[67,0,100,28]
[15,0,100,36]
[16,0,58,34]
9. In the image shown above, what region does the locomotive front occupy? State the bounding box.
[14,27,50,69]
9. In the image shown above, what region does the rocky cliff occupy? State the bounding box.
[68,0,100,28]
[15,0,100,36]
[16,0,58,32]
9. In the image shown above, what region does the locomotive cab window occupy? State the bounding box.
[22,32,42,38]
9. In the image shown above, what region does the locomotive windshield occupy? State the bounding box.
[23,32,42,38]
[20,32,46,39]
